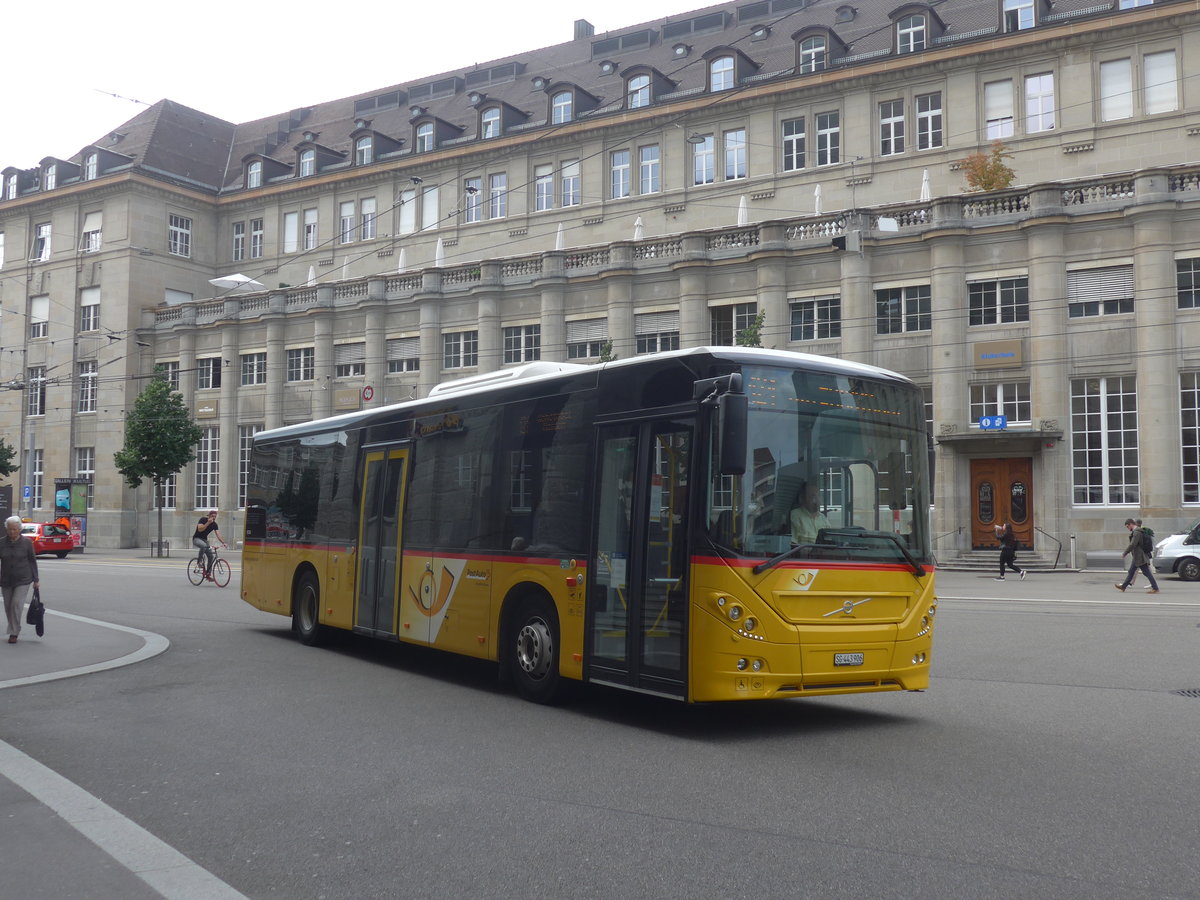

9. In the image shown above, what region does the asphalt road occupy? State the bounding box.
[2,555,1198,900]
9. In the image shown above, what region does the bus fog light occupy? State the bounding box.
[737,658,748,671]
[911,652,927,665]
[743,617,757,631]
[921,616,929,628]
[728,606,742,621]
[717,596,727,608]
[751,659,763,672]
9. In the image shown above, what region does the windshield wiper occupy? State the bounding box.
[751,530,926,577]
[752,542,820,575]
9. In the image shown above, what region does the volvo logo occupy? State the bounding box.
[823,597,873,617]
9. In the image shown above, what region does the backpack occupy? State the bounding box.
[1140,527,1154,555]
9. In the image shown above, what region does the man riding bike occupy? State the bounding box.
[192,510,227,579]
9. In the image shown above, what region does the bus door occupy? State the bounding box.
[355,445,409,636]
[588,418,692,698]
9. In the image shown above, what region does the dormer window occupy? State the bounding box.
[800,36,828,73]
[415,123,434,153]
[43,165,56,191]
[83,153,98,181]
[480,107,501,139]
[299,149,316,177]
[710,56,735,91]
[551,91,573,124]
[897,15,926,53]
[5,173,17,199]
[627,74,651,109]
[246,160,262,188]
[356,136,374,165]
[1003,0,1035,31]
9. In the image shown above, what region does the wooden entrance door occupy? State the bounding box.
[970,458,1033,549]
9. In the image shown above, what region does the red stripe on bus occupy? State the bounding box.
[691,555,933,573]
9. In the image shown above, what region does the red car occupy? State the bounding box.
[21,522,77,558]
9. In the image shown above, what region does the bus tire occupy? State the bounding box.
[292,570,327,646]
[508,595,564,704]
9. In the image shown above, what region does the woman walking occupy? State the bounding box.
[2,516,40,643]
[994,521,1026,581]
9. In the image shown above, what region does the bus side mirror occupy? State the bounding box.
[718,392,747,476]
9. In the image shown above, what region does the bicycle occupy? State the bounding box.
[187,544,231,587]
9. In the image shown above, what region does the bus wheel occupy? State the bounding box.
[292,571,327,646]
[509,596,563,704]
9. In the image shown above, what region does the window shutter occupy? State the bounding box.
[386,337,419,361]
[635,310,680,334]
[566,318,608,342]
[334,342,366,365]
[1067,266,1134,303]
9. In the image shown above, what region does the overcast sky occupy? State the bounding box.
[2,0,697,169]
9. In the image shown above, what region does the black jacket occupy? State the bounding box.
[0,535,39,587]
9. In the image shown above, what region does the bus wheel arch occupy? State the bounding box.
[291,565,327,646]
[501,586,566,704]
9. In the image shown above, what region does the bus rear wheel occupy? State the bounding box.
[292,571,327,646]
[509,596,564,704]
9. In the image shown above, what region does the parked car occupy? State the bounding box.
[20,522,78,558]
[1152,517,1200,581]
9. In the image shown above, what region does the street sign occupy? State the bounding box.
[23,485,31,500]
[362,385,374,402]
[978,415,1008,431]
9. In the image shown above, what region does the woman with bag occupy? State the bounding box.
[2,516,40,643]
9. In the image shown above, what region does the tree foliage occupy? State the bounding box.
[961,141,1016,192]
[736,310,767,347]
[114,376,204,490]
[0,437,18,478]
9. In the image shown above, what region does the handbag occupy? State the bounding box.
[25,587,45,637]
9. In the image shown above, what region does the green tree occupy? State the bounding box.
[736,310,766,347]
[114,376,204,553]
[599,340,617,363]
[0,437,18,478]
[961,140,1016,192]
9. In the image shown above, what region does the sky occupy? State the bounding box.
[2,0,701,170]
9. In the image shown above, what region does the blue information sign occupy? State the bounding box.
[978,415,1008,431]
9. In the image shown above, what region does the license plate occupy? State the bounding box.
[834,652,865,667]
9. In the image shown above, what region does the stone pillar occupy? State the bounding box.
[313,314,334,420]
[927,234,967,546]
[418,297,442,396]
[678,265,708,348]
[540,282,566,362]
[265,317,285,431]
[838,232,872,365]
[606,274,634,359]
[177,331,196,516]
[365,303,387,409]
[756,256,789,350]
[219,326,238,515]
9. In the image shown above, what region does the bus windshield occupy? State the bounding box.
[707,364,932,566]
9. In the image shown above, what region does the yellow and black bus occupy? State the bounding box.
[241,346,935,703]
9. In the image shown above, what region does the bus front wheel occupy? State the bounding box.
[292,571,327,646]
[508,596,564,704]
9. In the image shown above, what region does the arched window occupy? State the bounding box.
[710,56,735,91]
[246,160,262,188]
[415,123,434,152]
[800,36,827,73]
[355,136,373,165]
[298,149,316,177]
[627,74,651,109]
[551,91,573,124]
[83,153,98,181]
[43,165,56,191]
[481,108,501,139]
[897,15,926,53]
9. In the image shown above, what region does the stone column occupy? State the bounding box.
[265,316,285,431]
[927,233,966,545]
[755,255,789,350]
[219,326,238,515]
[312,314,334,420]
[364,303,387,409]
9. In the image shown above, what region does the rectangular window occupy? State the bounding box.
[238,425,263,508]
[692,135,715,185]
[1100,59,1133,121]
[399,189,417,234]
[1025,73,1055,132]
[610,150,631,199]
[80,211,102,252]
[31,449,43,509]
[1072,376,1139,505]
[968,277,1030,325]
[1067,265,1134,318]
[283,212,299,253]
[561,160,581,207]
[197,356,223,390]
[464,177,482,223]
[161,472,178,510]
[1003,0,1035,31]
[32,223,51,261]
[816,112,840,166]
[286,347,315,382]
[1182,373,1200,503]
[970,382,1031,426]
[387,336,420,373]
[76,446,95,507]
[535,164,554,211]
[421,186,439,231]
[790,295,841,341]
[232,221,246,260]
[782,117,805,171]
[566,318,608,359]
[489,174,507,219]
[879,100,905,156]
[77,360,98,412]
[875,285,931,334]
[985,80,1014,139]
[80,286,100,332]
[503,325,541,363]
[635,309,680,354]
[361,197,376,240]
[250,218,264,259]
[710,302,758,346]
[30,295,48,339]
[302,208,318,250]
[443,331,479,369]
[168,214,192,257]
[334,342,366,377]
[27,366,46,416]
[640,145,661,194]
[157,361,180,390]
[916,92,943,149]
[724,129,747,180]
[1179,258,1200,309]
[1144,50,1178,114]
[194,427,220,510]
[340,201,356,243]
[241,352,267,386]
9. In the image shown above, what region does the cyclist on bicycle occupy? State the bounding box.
[192,510,227,579]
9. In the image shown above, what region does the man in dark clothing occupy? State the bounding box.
[192,510,227,578]
[2,516,40,643]
[1115,517,1159,593]
[994,521,1026,581]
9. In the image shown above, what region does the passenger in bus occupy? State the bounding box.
[790,481,831,545]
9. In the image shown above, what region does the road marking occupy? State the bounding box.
[939,595,1200,608]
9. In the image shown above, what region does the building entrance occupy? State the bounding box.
[970,458,1034,549]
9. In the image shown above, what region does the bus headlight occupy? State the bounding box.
[737,658,748,670]
[728,605,742,621]
[743,617,757,632]
[911,652,927,665]
[751,659,763,672]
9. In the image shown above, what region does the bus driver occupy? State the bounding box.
[790,481,831,545]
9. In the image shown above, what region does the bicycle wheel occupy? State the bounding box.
[211,558,231,588]
[187,558,206,586]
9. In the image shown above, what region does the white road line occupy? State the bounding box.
[939,595,1200,608]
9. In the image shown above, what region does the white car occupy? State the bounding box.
[1152,517,1200,581]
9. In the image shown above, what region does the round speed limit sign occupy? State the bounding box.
[362,385,374,402]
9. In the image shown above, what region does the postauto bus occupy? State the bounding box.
[241,347,935,703]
